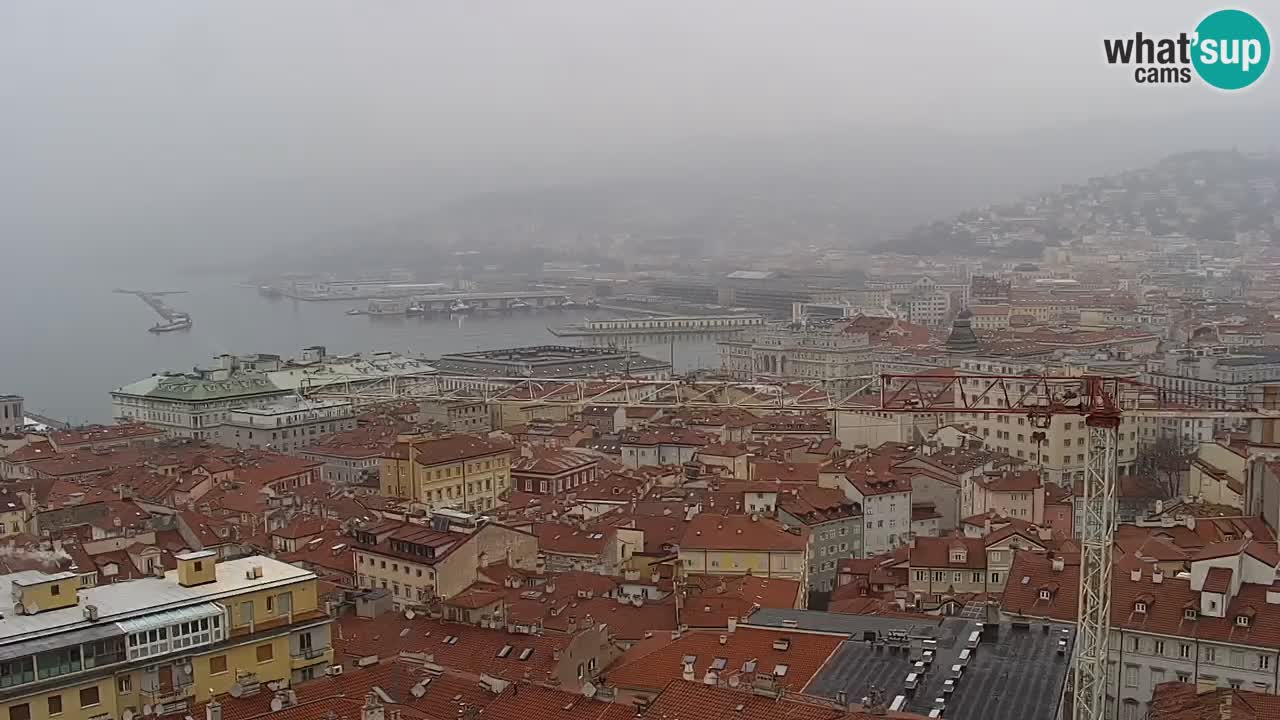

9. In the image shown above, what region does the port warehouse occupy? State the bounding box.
[549,314,765,336]
[364,290,572,314]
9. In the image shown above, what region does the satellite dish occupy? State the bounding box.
[405,609,416,620]
[728,675,741,688]
[229,684,243,698]
[142,705,154,717]
[581,682,597,698]
[270,696,284,712]
[123,710,135,720]
[267,681,280,691]
[411,683,427,698]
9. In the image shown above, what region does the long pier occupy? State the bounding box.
[114,289,192,330]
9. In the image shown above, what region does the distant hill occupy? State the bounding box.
[875,149,1280,256]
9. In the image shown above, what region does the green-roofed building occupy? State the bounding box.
[111,371,292,440]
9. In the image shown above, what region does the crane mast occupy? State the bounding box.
[304,369,1275,720]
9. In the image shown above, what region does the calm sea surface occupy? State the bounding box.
[0,263,720,424]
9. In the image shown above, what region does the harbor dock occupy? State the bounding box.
[114,289,193,332]
[548,314,764,337]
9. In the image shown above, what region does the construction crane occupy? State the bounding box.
[303,369,1277,720]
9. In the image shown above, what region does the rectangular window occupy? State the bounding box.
[8,705,30,720]
[1124,665,1138,687]
[256,644,274,663]
[47,696,62,716]
[79,686,100,708]
[210,655,228,674]
[1180,644,1191,659]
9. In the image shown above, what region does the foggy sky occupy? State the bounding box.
[1,1,1277,267]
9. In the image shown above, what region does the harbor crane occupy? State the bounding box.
[302,369,1278,720]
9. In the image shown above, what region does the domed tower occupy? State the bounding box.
[945,308,980,354]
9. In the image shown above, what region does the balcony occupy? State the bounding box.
[141,681,194,706]
[290,645,332,669]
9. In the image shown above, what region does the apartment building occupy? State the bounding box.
[511,448,599,495]
[1190,437,1248,507]
[351,517,537,606]
[379,434,514,513]
[618,429,710,469]
[821,449,912,557]
[954,357,1139,485]
[416,398,491,433]
[1141,346,1280,444]
[906,528,1049,604]
[678,514,808,584]
[1004,541,1280,720]
[968,469,1045,522]
[777,486,863,593]
[215,399,356,454]
[0,552,333,720]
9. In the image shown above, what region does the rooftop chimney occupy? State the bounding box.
[362,692,386,720]
[206,700,223,720]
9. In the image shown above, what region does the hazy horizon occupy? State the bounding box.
[2,0,1279,274]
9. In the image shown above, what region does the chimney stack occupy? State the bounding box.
[361,693,386,720]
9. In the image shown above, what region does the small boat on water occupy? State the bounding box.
[150,318,192,333]
[449,300,474,314]
[508,297,530,311]
[345,308,363,316]
[559,298,578,309]
[406,301,426,316]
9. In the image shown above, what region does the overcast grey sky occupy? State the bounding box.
[1,1,1276,266]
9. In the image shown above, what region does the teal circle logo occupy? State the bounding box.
[1192,9,1270,90]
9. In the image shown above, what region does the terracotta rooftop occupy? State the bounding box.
[608,626,844,693]
[680,513,807,552]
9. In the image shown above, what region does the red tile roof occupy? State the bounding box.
[333,614,575,684]
[978,469,1042,492]
[750,460,820,483]
[1149,681,1280,720]
[608,626,844,693]
[680,514,807,552]
[1204,567,1233,594]
[778,486,861,525]
[511,448,598,476]
[646,680,852,720]
[1004,550,1280,648]
[480,683,633,720]
[410,434,514,466]
[536,522,612,557]
[619,428,712,447]
[682,575,803,628]
[49,422,163,448]
[909,534,988,569]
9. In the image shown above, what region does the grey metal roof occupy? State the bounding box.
[748,609,1075,720]
[0,622,123,663]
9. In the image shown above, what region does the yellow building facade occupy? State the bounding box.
[0,552,332,720]
[380,435,513,513]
